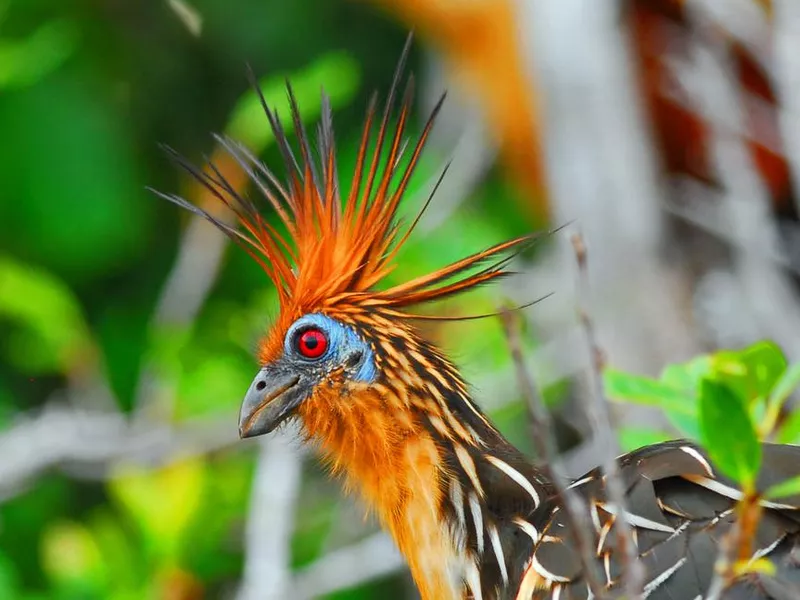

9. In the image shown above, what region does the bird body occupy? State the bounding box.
[157,37,800,600]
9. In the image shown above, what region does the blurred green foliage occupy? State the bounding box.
[606,340,800,492]
[0,1,551,598]
[2,1,798,596]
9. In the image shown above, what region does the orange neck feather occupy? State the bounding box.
[298,384,463,600]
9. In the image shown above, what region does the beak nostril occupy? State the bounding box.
[256,380,267,391]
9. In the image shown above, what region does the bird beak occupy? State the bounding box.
[238,369,301,438]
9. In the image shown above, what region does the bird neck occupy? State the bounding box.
[298,357,554,600]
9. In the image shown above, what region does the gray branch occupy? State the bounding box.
[238,426,304,600]
[291,533,404,600]
[0,404,237,500]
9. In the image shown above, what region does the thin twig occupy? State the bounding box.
[572,233,646,598]
[167,0,203,37]
[704,518,739,600]
[499,309,607,597]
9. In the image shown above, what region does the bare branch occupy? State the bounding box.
[167,0,203,37]
[0,404,237,500]
[238,426,304,600]
[499,308,607,597]
[572,233,646,597]
[704,520,738,600]
[291,532,405,600]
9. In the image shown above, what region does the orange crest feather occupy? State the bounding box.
[154,35,536,358]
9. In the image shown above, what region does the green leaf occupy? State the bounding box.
[657,357,712,440]
[0,256,93,374]
[0,551,19,598]
[604,369,696,415]
[87,511,141,595]
[175,352,252,418]
[777,410,800,445]
[108,457,205,563]
[0,19,80,90]
[764,362,800,434]
[711,341,787,405]
[769,362,800,406]
[226,51,360,152]
[618,428,673,452]
[664,408,701,440]
[182,453,254,580]
[764,474,800,500]
[40,521,104,590]
[660,356,712,394]
[699,379,761,488]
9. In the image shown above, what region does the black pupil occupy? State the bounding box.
[304,334,319,350]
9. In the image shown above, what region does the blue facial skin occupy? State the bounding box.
[239,313,379,436]
[284,313,377,384]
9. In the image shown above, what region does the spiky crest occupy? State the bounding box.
[152,34,536,360]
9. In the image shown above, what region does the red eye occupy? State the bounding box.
[296,328,328,359]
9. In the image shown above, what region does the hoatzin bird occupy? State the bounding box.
[155,38,800,600]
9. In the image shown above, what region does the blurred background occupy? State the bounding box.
[2,0,800,598]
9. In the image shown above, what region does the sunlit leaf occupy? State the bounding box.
[182,453,255,580]
[87,511,142,595]
[618,427,673,452]
[109,457,205,563]
[226,51,361,151]
[763,362,800,435]
[40,521,104,590]
[711,341,787,406]
[777,410,800,445]
[606,362,706,439]
[175,352,252,418]
[699,379,761,488]
[0,256,93,374]
[0,20,79,90]
[768,362,800,408]
[664,408,701,441]
[660,355,713,393]
[764,474,800,501]
[604,368,696,415]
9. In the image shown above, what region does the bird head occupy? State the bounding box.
[239,311,378,438]
[156,35,533,448]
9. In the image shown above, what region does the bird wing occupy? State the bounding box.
[513,441,800,600]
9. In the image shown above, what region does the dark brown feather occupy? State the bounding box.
[504,441,800,599]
